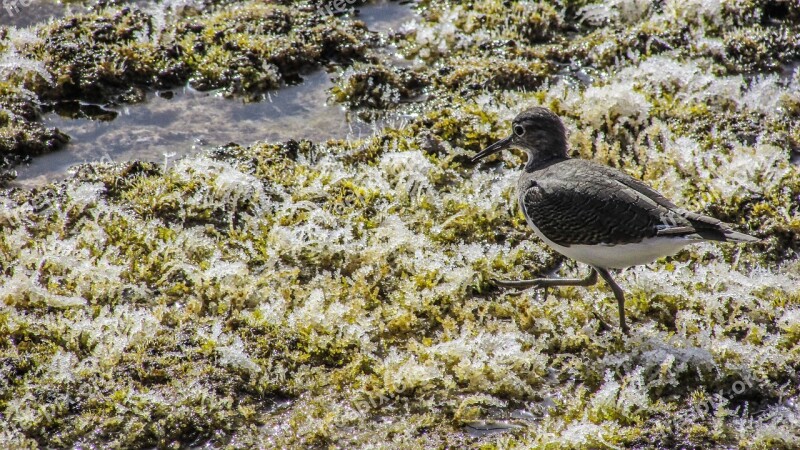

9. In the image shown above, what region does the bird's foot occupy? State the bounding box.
[592,311,612,333]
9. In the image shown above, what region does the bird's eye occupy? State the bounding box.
[513,124,525,137]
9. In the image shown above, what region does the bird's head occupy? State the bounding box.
[471,107,568,169]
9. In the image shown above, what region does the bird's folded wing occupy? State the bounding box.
[521,176,692,246]
[590,163,681,211]
[592,163,740,240]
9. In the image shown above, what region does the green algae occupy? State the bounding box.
[0,78,68,183]
[1,0,800,449]
[28,1,374,101]
[331,61,427,109]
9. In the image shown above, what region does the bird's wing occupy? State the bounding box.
[585,161,757,242]
[520,173,693,246]
[588,162,680,210]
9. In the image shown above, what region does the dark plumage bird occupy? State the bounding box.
[472,107,759,333]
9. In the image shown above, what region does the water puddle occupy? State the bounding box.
[355,0,417,33]
[14,71,379,187]
[1,0,88,28]
[10,0,418,187]
[0,0,152,29]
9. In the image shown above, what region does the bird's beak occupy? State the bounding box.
[471,135,512,162]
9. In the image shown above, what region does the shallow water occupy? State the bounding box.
[0,0,156,28]
[11,0,418,187]
[15,71,380,187]
[354,0,417,33]
[0,0,87,28]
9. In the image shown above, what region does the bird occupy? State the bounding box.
[471,107,759,334]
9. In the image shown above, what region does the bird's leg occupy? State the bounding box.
[595,267,629,334]
[493,268,598,289]
[591,311,612,333]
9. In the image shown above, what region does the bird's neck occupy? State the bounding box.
[524,153,568,173]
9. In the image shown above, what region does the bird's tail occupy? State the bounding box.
[723,229,760,243]
[679,210,760,243]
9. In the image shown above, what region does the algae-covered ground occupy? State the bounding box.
[2,0,800,448]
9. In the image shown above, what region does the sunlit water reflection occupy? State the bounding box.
[10,0,418,187]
